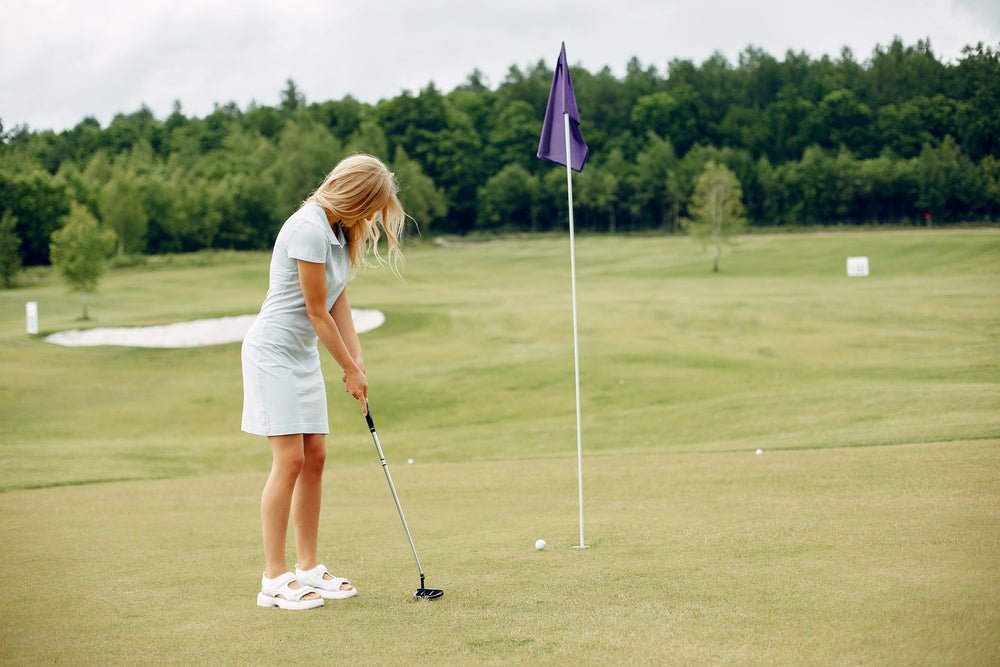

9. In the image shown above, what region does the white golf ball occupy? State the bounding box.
[535,539,546,550]
[755,448,763,455]
[407,458,414,464]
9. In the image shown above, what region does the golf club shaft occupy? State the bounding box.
[366,410,426,584]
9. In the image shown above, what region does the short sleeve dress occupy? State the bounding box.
[241,201,350,436]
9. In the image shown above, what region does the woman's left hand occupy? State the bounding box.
[343,367,369,414]
[342,357,366,383]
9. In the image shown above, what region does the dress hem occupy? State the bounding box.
[241,422,330,437]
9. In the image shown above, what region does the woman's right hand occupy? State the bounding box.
[343,367,368,412]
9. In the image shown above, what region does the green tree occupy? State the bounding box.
[623,133,678,230]
[761,95,815,162]
[791,146,860,223]
[681,161,747,272]
[576,163,620,232]
[393,146,447,233]
[82,151,114,190]
[0,210,22,287]
[477,164,539,232]
[377,84,484,232]
[806,89,874,156]
[99,170,148,256]
[345,119,390,160]
[0,170,71,265]
[50,203,117,319]
[268,117,344,217]
[914,135,980,222]
[487,100,539,172]
[280,79,306,114]
[535,168,568,232]
[955,43,1000,160]
[631,93,678,144]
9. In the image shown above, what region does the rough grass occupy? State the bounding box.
[0,229,998,665]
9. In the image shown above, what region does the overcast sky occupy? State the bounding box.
[2,0,998,133]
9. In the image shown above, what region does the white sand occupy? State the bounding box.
[44,309,385,348]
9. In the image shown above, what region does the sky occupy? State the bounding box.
[2,0,999,133]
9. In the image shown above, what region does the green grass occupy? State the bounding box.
[0,229,998,664]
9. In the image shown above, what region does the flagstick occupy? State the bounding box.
[564,112,588,550]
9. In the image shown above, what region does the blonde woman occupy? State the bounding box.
[242,154,405,610]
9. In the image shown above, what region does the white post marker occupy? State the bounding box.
[563,112,587,550]
[25,301,39,334]
[846,256,869,277]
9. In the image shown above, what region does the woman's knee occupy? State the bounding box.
[302,437,327,475]
[270,439,306,479]
[273,453,305,479]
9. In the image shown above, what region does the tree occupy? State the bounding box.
[50,203,117,319]
[681,161,747,272]
[99,170,148,256]
[267,117,344,217]
[626,133,679,230]
[393,146,447,233]
[476,164,539,232]
[280,79,306,114]
[0,210,22,287]
[806,89,875,156]
[486,100,539,173]
[955,44,1000,160]
[0,170,71,265]
[631,93,678,147]
[576,163,620,232]
[914,135,979,222]
[345,119,390,160]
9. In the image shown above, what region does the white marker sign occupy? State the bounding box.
[26,301,39,334]
[846,256,869,277]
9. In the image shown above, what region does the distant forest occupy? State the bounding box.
[1,38,998,265]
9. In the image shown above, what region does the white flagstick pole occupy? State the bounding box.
[563,111,587,549]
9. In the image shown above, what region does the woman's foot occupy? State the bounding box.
[296,563,358,600]
[257,572,324,610]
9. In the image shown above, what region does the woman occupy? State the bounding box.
[242,154,405,610]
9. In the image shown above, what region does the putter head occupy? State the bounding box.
[413,587,444,600]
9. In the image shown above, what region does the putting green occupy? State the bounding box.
[0,442,997,664]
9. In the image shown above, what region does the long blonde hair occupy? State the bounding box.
[307,154,405,275]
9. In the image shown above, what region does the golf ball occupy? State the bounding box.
[535,539,546,550]
[407,458,414,464]
[755,448,763,455]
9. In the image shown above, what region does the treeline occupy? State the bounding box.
[1,38,998,267]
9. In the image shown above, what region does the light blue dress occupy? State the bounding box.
[241,201,350,436]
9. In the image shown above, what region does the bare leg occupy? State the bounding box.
[292,434,326,568]
[261,434,319,600]
[293,433,354,592]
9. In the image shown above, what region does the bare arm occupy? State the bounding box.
[298,259,367,412]
[331,287,364,374]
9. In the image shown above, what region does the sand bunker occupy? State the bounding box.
[44,310,386,348]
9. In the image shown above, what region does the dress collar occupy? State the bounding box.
[306,201,345,247]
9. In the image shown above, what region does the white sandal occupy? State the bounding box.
[257,572,324,610]
[296,564,358,600]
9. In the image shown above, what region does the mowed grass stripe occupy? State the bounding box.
[1,230,998,491]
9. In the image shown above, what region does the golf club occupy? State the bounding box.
[365,408,444,600]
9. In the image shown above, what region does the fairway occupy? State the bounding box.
[1,230,998,665]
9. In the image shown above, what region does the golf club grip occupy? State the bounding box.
[365,409,375,432]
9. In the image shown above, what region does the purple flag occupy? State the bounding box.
[537,43,589,172]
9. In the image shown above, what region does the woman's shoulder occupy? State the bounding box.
[278,202,328,238]
[285,201,326,227]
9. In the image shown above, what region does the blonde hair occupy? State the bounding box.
[307,154,405,275]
